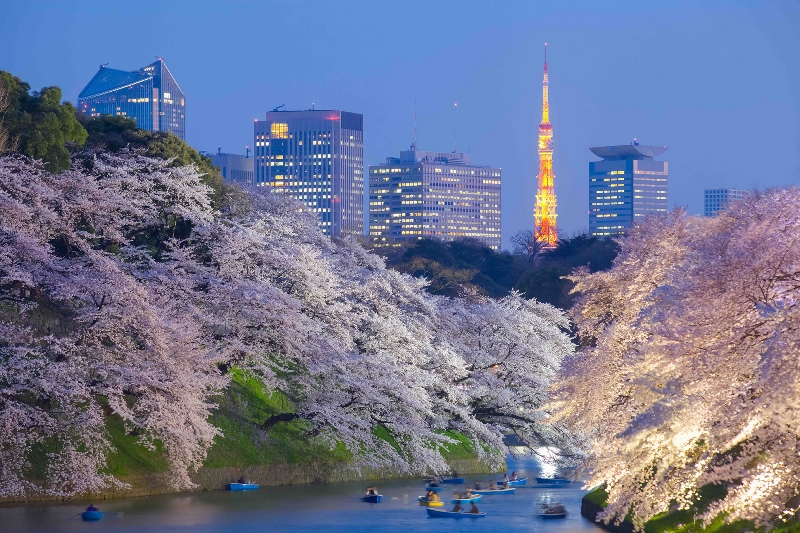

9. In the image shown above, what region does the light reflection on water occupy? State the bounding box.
[1,457,604,533]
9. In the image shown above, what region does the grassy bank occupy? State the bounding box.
[583,486,800,533]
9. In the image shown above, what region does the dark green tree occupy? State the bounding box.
[0,71,87,172]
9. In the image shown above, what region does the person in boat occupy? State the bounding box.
[473,481,483,490]
[467,502,480,514]
[365,486,377,496]
[86,504,98,512]
[510,471,518,481]
[452,502,463,513]
[502,473,510,484]
[488,480,497,490]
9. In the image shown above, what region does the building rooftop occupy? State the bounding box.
[589,144,668,160]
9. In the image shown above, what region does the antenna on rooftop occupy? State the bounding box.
[414,98,417,151]
[217,145,221,155]
[246,146,250,158]
[272,104,286,112]
[453,102,458,153]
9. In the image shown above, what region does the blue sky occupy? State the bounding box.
[2,0,798,249]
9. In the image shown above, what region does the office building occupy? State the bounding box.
[704,188,748,217]
[368,149,502,250]
[254,109,363,237]
[589,142,668,237]
[210,148,254,185]
[77,58,185,139]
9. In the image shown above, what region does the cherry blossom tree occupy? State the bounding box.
[0,151,578,497]
[552,192,800,529]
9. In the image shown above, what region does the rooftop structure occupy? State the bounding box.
[589,141,669,237]
[210,148,254,185]
[77,59,185,139]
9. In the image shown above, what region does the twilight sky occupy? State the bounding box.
[2,0,799,249]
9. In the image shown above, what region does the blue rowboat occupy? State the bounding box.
[451,495,481,503]
[535,477,570,484]
[539,503,568,518]
[498,477,527,487]
[426,508,485,518]
[425,483,443,492]
[228,482,260,491]
[472,487,514,495]
[81,511,103,521]
[362,494,382,503]
[440,477,465,484]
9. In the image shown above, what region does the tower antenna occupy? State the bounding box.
[414,98,417,150]
[453,102,458,153]
[534,42,558,249]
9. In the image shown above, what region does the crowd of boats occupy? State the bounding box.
[76,473,572,522]
[363,472,574,519]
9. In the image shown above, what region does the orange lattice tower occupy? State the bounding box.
[534,43,558,247]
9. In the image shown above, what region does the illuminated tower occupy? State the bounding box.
[534,44,558,247]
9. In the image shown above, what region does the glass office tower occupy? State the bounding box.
[77,59,185,140]
[369,149,502,250]
[589,143,668,237]
[704,188,748,216]
[254,109,364,237]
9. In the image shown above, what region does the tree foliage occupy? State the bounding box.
[0,72,87,172]
[77,114,226,204]
[0,152,577,497]
[551,194,800,529]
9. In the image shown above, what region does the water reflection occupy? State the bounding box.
[1,457,604,533]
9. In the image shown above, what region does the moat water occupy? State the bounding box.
[1,457,605,532]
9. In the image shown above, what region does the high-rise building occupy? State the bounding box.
[368,149,501,250]
[589,143,669,237]
[704,188,748,217]
[77,59,185,139]
[534,44,558,247]
[254,109,363,237]
[210,148,254,185]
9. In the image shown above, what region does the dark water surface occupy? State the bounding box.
[2,457,605,532]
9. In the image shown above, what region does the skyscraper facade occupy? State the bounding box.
[368,149,501,250]
[254,109,364,237]
[704,188,748,216]
[534,44,558,247]
[77,59,185,139]
[589,143,669,237]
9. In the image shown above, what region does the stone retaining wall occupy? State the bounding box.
[1,457,501,504]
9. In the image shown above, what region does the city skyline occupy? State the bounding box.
[2,1,798,249]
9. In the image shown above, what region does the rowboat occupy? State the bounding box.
[425,483,443,492]
[81,511,103,521]
[228,482,260,491]
[440,477,465,484]
[426,508,485,518]
[472,487,514,495]
[538,503,567,518]
[499,477,527,486]
[535,477,570,484]
[451,494,481,503]
[362,494,382,503]
[418,496,444,507]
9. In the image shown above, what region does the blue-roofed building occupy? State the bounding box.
[589,142,669,237]
[77,58,185,140]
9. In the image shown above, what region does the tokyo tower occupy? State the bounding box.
[534,43,558,247]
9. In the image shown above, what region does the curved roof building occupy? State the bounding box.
[77,59,185,140]
[589,142,669,237]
